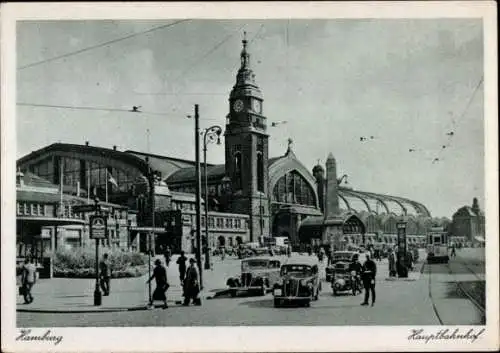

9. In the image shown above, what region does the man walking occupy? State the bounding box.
[177,250,187,285]
[21,257,37,304]
[361,253,377,306]
[99,253,111,296]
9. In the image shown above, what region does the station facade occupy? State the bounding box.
[17,36,440,256]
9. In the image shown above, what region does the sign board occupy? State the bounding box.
[73,205,97,213]
[89,215,107,239]
[182,214,192,226]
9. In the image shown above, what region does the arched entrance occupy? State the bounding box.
[217,236,225,247]
[272,212,293,240]
[236,236,243,245]
[342,215,366,249]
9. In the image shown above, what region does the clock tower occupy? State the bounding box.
[225,33,269,241]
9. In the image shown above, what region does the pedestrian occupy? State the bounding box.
[177,250,187,284]
[147,259,169,309]
[21,257,37,304]
[183,258,200,306]
[164,245,172,267]
[388,249,396,277]
[361,253,377,306]
[406,250,414,271]
[99,253,111,296]
[450,244,456,258]
[220,247,225,261]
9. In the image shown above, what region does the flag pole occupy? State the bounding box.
[105,169,108,203]
[87,164,90,204]
[59,158,64,212]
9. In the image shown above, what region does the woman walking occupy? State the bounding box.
[147,259,169,309]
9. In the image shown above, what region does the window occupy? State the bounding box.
[31,204,36,216]
[217,218,224,228]
[257,138,264,192]
[233,150,243,190]
[225,218,231,228]
[17,203,22,215]
[209,217,215,228]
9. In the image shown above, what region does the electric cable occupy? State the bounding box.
[18,19,190,70]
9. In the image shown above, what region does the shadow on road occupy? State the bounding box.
[238,298,365,310]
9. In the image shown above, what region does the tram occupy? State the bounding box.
[426,227,449,264]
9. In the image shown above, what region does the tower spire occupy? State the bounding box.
[240,31,250,69]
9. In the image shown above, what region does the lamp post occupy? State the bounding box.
[187,105,203,290]
[202,125,223,270]
[93,197,102,306]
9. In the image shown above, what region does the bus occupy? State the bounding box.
[426,227,449,264]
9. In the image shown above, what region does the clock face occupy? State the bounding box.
[252,99,262,113]
[233,99,244,112]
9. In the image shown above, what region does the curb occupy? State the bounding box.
[16,295,213,313]
[17,305,151,314]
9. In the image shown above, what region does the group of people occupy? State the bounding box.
[147,250,201,308]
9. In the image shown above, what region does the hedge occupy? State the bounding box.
[49,247,149,278]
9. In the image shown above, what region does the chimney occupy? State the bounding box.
[16,167,25,187]
[85,141,89,146]
[325,153,339,218]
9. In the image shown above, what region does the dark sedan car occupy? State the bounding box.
[273,259,321,307]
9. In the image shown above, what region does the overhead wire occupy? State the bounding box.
[431,75,484,163]
[134,23,246,97]
[18,19,191,70]
[16,102,221,122]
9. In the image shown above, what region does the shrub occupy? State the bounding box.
[49,247,149,278]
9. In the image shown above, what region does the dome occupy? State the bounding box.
[312,164,325,175]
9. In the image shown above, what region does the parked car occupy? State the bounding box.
[273,258,321,307]
[330,261,362,296]
[326,251,360,282]
[226,257,281,296]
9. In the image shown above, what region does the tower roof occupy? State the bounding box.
[230,32,263,100]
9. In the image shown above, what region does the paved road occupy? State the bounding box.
[18,255,439,326]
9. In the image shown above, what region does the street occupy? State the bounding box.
[16,249,485,327]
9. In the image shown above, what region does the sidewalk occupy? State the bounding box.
[16,254,241,313]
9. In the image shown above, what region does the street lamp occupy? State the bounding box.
[187,105,203,290]
[93,197,102,306]
[202,125,223,270]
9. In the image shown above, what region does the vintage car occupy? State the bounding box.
[325,251,360,282]
[330,261,362,296]
[273,259,321,307]
[226,257,281,296]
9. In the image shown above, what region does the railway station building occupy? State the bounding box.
[16,36,437,256]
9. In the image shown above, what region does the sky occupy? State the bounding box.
[16,19,484,218]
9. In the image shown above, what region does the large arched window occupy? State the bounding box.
[257,137,264,192]
[272,170,315,207]
[257,153,264,192]
[233,149,242,191]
